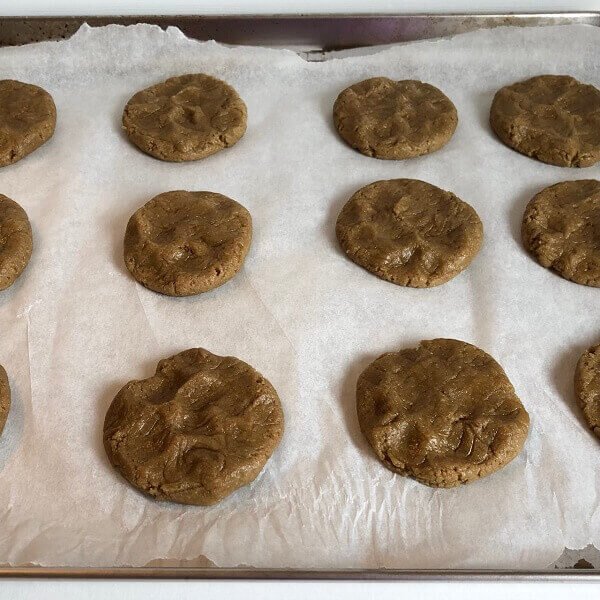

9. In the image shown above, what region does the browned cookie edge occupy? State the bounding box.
[521,180,600,287]
[0,195,33,291]
[0,80,56,167]
[103,348,284,505]
[335,179,483,288]
[0,365,10,436]
[122,74,247,162]
[574,343,600,438]
[356,339,529,487]
[123,191,252,297]
[333,77,457,160]
[489,75,600,168]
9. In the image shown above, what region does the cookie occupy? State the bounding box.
[122,74,247,161]
[0,80,56,167]
[124,190,252,297]
[333,77,457,159]
[522,179,600,287]
[490,75,600,167]
[575,343,600,438]
[103,348,284,505]
[0,194,33,291]
[0,365,10,436]
[336,179,483,287]
[356,339,530,487]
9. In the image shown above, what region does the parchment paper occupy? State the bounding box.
[0,22,599,569]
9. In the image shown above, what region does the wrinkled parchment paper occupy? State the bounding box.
[0,23,599,569]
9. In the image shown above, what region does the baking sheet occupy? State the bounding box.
[0,22,599,570]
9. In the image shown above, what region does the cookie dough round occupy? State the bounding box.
[522,179,600,287]
[356,339,530,487]
[575,343,600,438]
[0,80,56,167]
[124,190,252,296]
[336,179,483,287]
[122,74,247,162]
[333,77,458,159]
[490,75,600,167]
[0,365,10,436]
[103,348,284,505]
[0,194,33,291]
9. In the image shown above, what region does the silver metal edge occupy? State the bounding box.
[0,567,598,580]
[1,11,599,17]
[0,12,599,49]
[0,11,597,579]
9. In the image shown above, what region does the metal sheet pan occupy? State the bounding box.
[0,13,599,51]
[0,12,598,580]
[0,566,598,580]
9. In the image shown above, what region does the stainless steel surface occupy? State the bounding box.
[0,12,598,580]
[0,567,598,580]
[0,13,598,50]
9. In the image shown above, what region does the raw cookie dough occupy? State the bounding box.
[333,77,458,159]
[356,339,530,487]
[490,75,600,167]
[575,343,600,438]
[103,348,284,505]
[124,190,252,296]
[0,194,33,291]
[0,80,56,167]
[0,365,10,436]
[522,179,600,287]
[122,73,247,161]
[336,179,483,287]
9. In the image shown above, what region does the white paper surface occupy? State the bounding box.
[0,22,599,569]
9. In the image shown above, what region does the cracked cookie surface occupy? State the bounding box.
[0,194,33,290]
[0,365,10,436]
[124,190,252,296]
[575,343,600,438]
[522,179,600,287]
[103,348,284,505]
[122,73,247,161]
[490,75,600,167]
[0,79,56,167]
[356,339,529,487]
[333,77,457,159]
[335,179,483,287]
